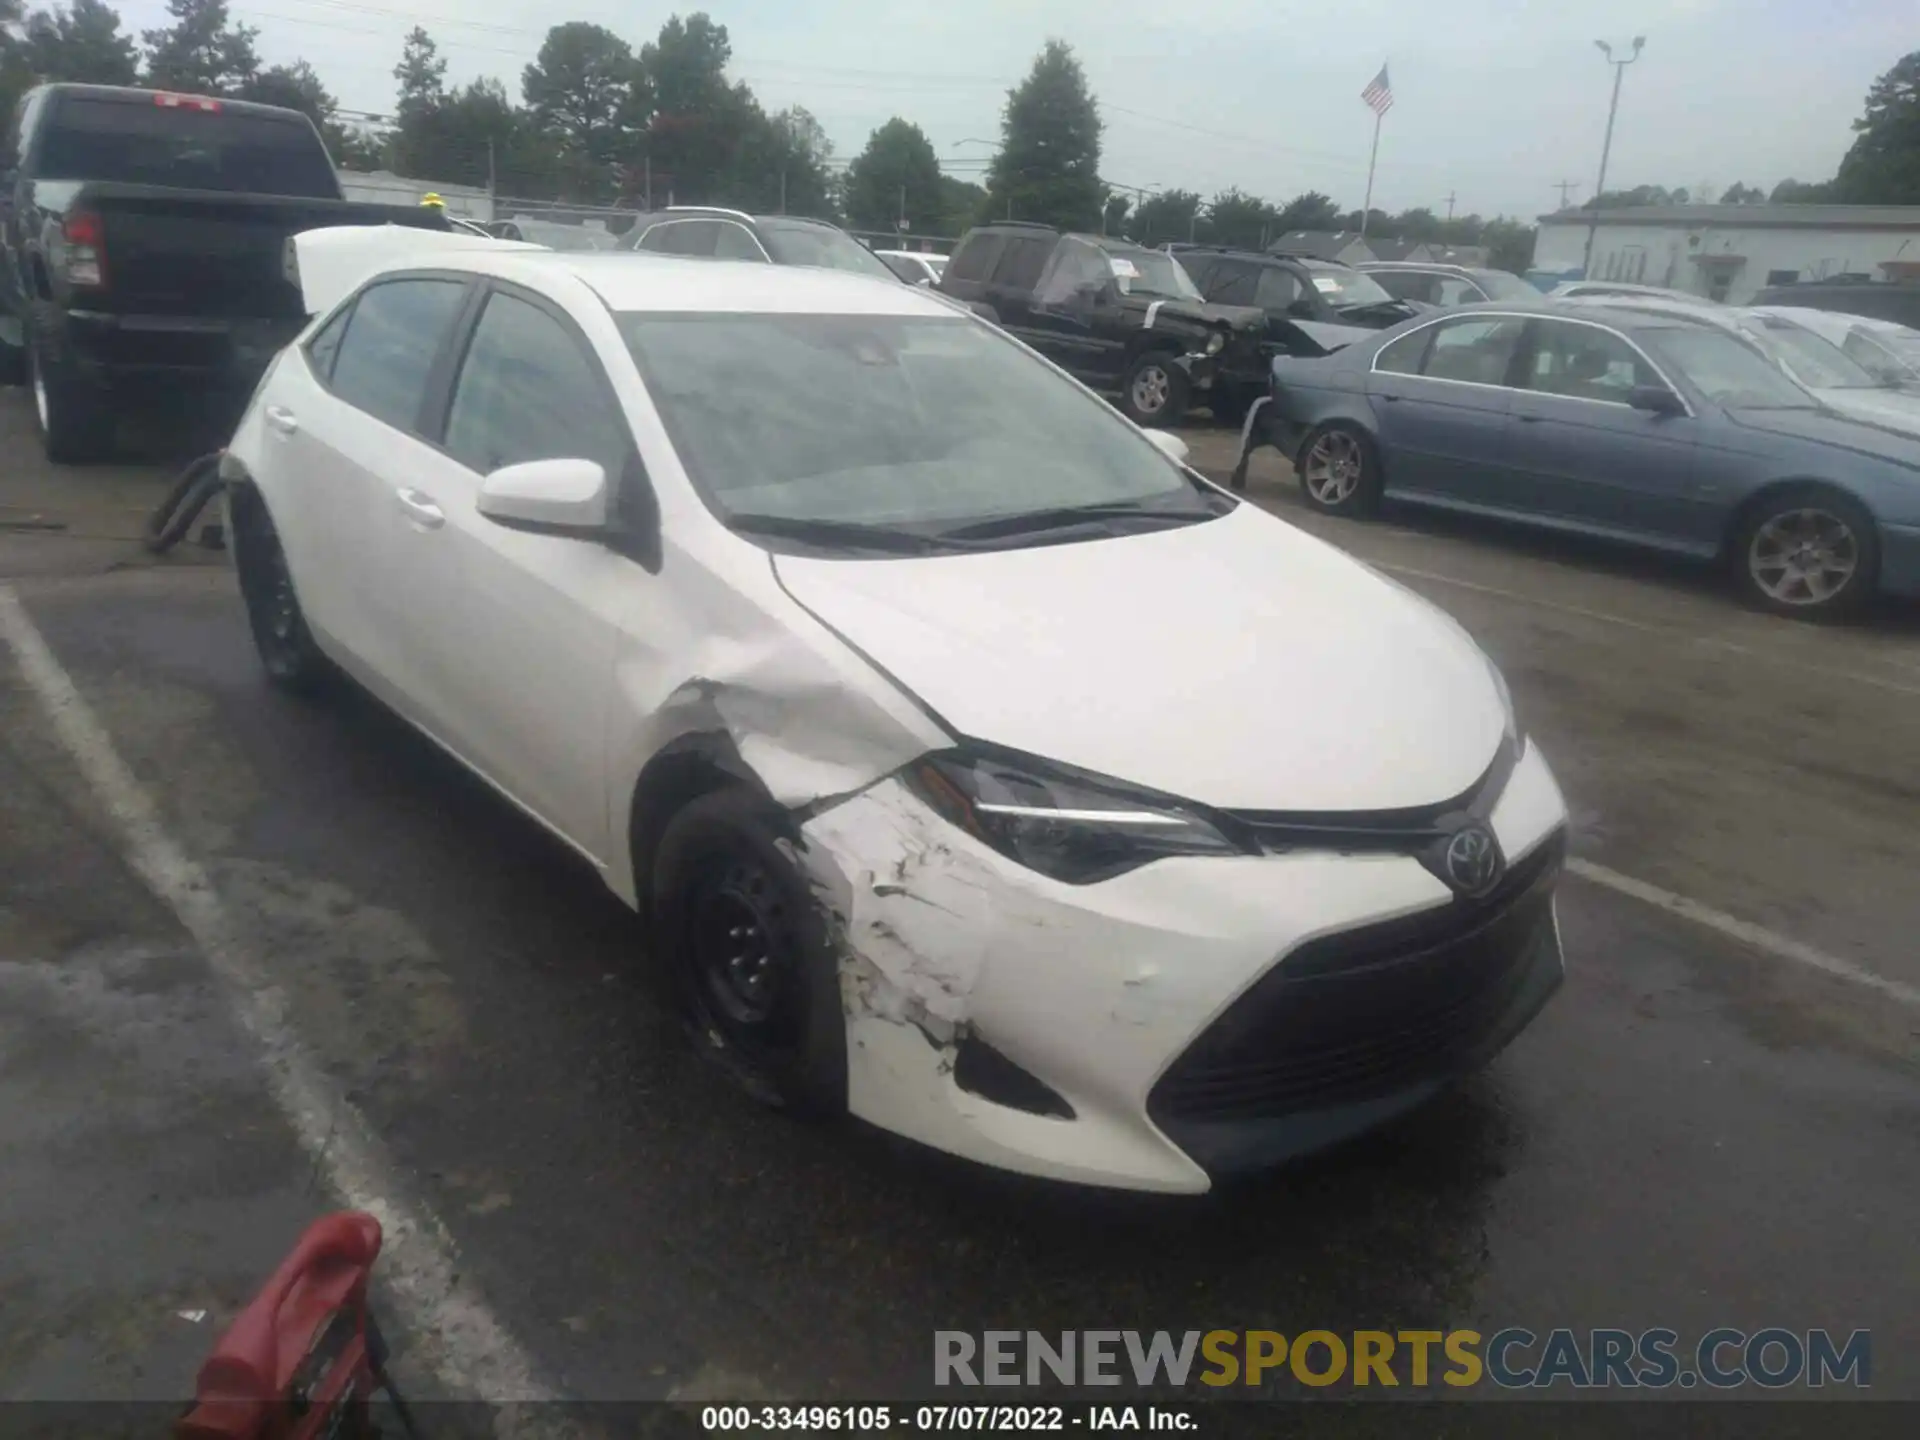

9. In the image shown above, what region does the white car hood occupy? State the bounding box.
[773,503,1507,811]
[1810,385,1920,438]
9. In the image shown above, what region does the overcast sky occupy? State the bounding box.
[115,0,1910,218]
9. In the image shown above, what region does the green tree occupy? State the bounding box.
[1834,50,1920,203]
[986,39,1102,230]
[1273,191,1341,233]
[1770,177,1835,203]
[843,117,942,232]
[1481,218,1535,273]
[724,102,835,216]
[141,0,257,96]
[522,21,647,201]
[938,174,986,235]
[639,12,751,205]
[1101,190,1130,235]
[1,0,29,133]
[388,27,449,179]
[23,0,137,85]
[1719,181,1766,204]
[1389,205,1443,242]
[1206,187,1278,249]
[1130,188,1201,244]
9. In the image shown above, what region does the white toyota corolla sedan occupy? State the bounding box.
[224,230,1569,1193]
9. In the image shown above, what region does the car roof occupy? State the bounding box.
[446,250,948,317]
[1409,297,1730,332]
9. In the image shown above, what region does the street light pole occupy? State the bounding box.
[1583,36,1645,278]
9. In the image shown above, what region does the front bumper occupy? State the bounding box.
[799,740,1569,1193]
[1878,520,1920,598]
[56,309,303,394]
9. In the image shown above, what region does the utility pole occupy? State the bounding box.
[1443,191,1456,222]
[1584,36,1646,276]
[1555,179,1579,209]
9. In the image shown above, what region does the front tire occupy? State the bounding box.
[652,788,848,1117]
[232,488,332,692]
[1121,350,1190,427]
[1296,422,1383,517]
[1731,486,1879,621]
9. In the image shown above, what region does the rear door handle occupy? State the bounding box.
[264,405,299,435]
[395,488,445,529]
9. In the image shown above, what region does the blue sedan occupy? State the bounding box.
[1229,301,1920,618]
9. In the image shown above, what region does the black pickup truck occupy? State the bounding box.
[1,83,451,461]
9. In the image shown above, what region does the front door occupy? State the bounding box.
[1027,236,1125,378]
[1364,314,1527,502]
[420,283,644,858]
[1503,317,1708,542]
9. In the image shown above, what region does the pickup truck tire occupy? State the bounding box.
[1120,349,1190,428]
[26,311,113,464]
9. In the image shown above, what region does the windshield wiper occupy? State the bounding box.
[726,513,982,553]
[935,500,1213,542]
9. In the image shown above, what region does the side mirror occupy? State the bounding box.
[477,458,608,537]
[1628,383,1685,416]
[1144,429,1190,465]
[915,276,933,288]
[1286,297,1317,319]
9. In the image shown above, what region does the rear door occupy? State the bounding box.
[292,273,473,704]
[1364,314,1526,501]
[1504,317,1708,542]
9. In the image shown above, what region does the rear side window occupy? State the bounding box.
[304,305,351,382]
[994,236,1055,291]
[640,221,718,256]
[328,279,467,432]
[1254,267,1303,311]
[443,291,629,479]
[34,96,339,197]
[946,232,1005,284]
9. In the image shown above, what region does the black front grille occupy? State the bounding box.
[1149,834,1563,1125]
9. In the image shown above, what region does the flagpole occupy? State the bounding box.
[1360,108,1383,239]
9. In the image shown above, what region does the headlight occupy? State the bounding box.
[903,748,1245,884]
[1205,329,1226,355]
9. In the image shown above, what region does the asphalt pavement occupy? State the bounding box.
[2,392,1916,1428]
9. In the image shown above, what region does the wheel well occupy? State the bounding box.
[626,739,769,929]
[1720,479,1872,561]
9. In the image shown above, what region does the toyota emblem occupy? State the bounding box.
[1442,824,1503,896]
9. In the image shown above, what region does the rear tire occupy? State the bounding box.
[652,788,848,1117]
[1121,350,1190,428]
[26,309,113,464]
[1730,485,1878,621]
[232,487,333,693]
[1296,422,1383,517]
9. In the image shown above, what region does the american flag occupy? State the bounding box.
[1361,64,1393,117]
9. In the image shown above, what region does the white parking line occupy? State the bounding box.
[1376,561,1920,701]
[1567,857,1920,1008]
[0,588,570,1422]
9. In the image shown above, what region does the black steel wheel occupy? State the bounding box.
[652,788,847,1115]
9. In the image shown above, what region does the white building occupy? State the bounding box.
[335,169,494,223]
[1533,204,1920,304]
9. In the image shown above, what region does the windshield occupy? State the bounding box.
[1304,263,1395,309]
[759,222,898,279]
[1472,269,1543,301]
[1104,248,1202,300]
[1748,316,1881,389]
[619,313,1216,546]
[1645,326,1818,409]
[35,97,339,198]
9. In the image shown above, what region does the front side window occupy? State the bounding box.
[1840,328,1920,383]
[1367,270,1434,304]
[1523,320,1657,403]
[758,220,896,279]
[712,223,769,261]
[1254,266,1304,311]
[444,291,628,478]
[1436,276,1487,306]
[620,313,1215,540]
[1303,263,1394,310]
[1419,316,1527,385]
[1035,237,1111,305]
[1105,247,1202,301]
[946,233,1004,283]
[328,278,467,432]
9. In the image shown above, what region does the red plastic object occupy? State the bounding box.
[174,1211,385,1440]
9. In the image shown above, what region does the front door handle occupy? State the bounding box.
[264,405,299,435]
[395,488,445,529]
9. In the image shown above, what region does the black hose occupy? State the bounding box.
[144,451,226,554]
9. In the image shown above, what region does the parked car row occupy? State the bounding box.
[1232,298,1920,619]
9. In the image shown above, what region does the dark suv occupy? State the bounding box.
[938,222,1265,426]
[615,206,905,281]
